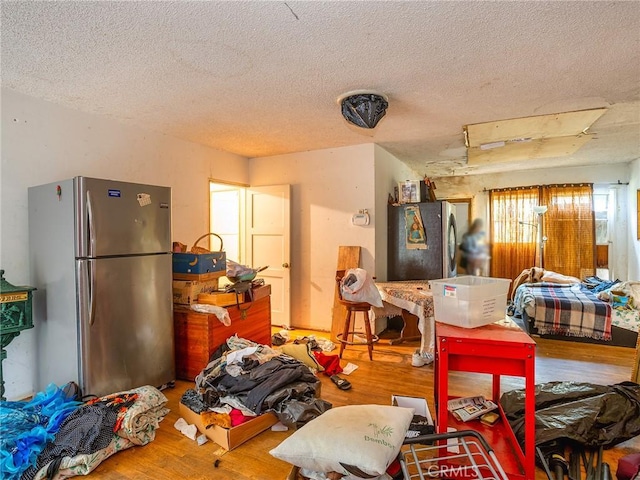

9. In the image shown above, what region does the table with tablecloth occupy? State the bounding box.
[373,281,435,353]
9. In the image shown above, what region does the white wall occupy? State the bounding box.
[249,144,379,331]
[249,143,417,331]
[373,145,420,282]
[432,163,636,280]
[628,159,640,280]
[1,89,249,399]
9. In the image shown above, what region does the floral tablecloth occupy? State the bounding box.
[374,281,435,352]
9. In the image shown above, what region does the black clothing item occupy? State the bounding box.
[21,403,118,480]
[213,357,317,414]
[244,365,310,414]
[405,414,435,439]
[180,388,209,414]
[208,342,231,364]
[191,347,325,428]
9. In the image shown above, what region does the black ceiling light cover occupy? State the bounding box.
[341,93,388,129]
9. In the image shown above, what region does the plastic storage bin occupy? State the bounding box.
[430,276,511,328]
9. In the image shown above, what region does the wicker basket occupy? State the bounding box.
[189,233,224,254]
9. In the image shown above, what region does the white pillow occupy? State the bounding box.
[270,404,414,479]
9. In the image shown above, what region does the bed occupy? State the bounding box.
[513,280,640,348]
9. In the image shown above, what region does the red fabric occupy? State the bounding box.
[617,453,640,480]
[229,408,254,427]
[313,351,343,376]
[386,458,402,476]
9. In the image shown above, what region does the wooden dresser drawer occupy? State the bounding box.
[173,294,272,381]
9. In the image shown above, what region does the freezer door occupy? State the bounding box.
[75,177,171,257]
[77,254,174,397]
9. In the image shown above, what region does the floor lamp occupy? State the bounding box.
[517,220,539,267]
[533,206,548,268]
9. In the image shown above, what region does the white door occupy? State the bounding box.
[246,185,291,327]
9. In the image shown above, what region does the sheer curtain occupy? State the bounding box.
[489,187,539,283]
[489,184,595,283]
[541,184,595,279]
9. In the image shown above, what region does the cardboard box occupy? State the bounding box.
[430,276,511,328]
[197,291,239,307]
[287,466,300,480]
[178,402,277,451]
[392,395,434,425]
[173,252,226,274]
[197,284,272,307]
[173,271,225,282]
[172,279,219,305]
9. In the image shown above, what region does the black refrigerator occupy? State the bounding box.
[387,201,458,281]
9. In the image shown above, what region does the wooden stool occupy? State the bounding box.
[336,270,378,360]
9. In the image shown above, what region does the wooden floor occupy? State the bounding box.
[85,329,639,480]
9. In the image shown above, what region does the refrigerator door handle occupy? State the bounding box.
[86,189,95,258]
[78,260,97,326]
[88,260,96,325]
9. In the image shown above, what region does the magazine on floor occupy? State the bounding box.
[447,396,498,422]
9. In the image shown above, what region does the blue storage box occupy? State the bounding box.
[173,233,226,275]
[172,252,226,274]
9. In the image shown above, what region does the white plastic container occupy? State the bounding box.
[430,276,511,328]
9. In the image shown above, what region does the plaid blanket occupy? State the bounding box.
[531,283,612,340]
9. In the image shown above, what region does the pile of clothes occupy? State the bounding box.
[1,383,169,480]
[182,336,331,429]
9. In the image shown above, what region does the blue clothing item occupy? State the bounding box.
[583,276,621,293]
[0,383,81,480]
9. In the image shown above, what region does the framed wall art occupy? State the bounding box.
[398,180,419,204]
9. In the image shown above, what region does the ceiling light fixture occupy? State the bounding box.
[337,90,388,129]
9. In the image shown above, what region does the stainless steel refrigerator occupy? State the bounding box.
[28,176,174,397]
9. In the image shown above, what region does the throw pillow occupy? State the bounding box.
[270,404,414,478]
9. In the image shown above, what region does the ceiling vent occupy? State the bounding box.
[339,91,388,129]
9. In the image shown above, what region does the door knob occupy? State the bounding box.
[282,263,290,268]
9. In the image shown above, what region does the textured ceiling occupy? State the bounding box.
[1,1,639,177]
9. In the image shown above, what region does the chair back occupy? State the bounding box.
[336,269,347,301]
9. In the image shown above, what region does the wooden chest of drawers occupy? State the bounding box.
[173,294,272,381]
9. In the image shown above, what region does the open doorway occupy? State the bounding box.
[209,181,245,266]
[209,181,292,327]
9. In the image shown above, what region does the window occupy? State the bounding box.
[541,184,594,279]
[490,184,594,282]
[489,188,539,282]
[593,192,609,244]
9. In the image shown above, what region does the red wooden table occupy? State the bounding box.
[435,318,536,479]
